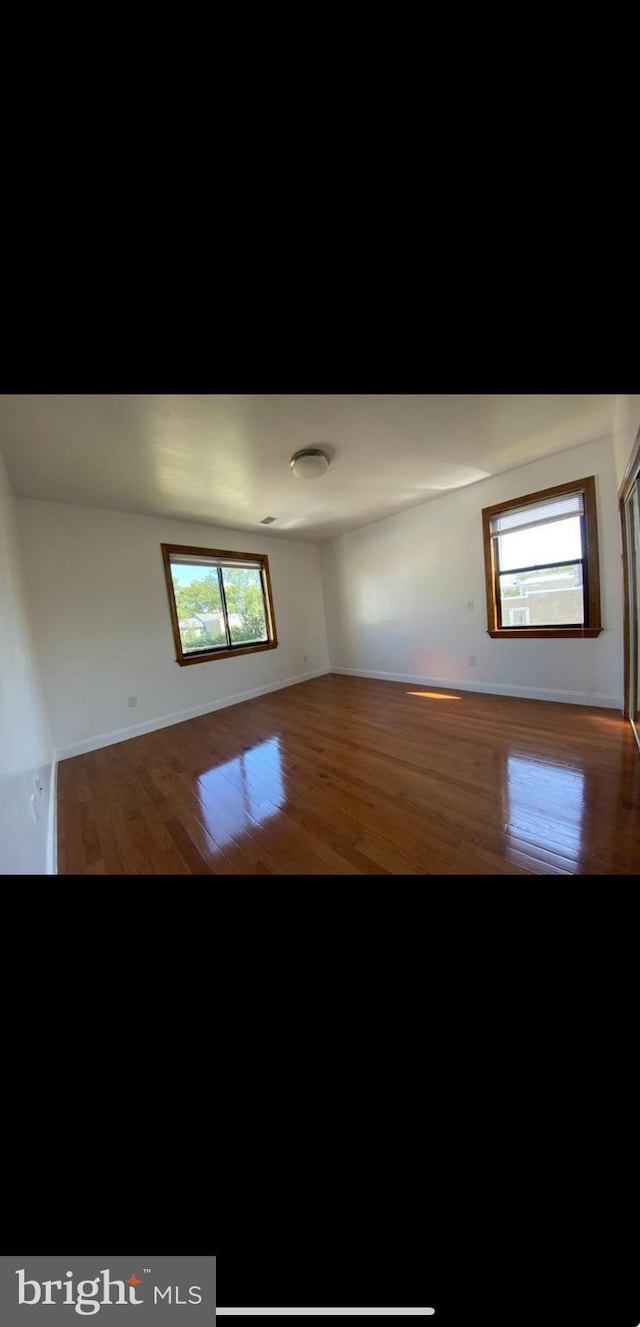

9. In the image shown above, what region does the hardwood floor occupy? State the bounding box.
[56,674,640,875]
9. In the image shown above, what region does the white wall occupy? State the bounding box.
[320,436,624,708]
[0,451,55,873]
[612,394,640,490]
[16,501,330,756]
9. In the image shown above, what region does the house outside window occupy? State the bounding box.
[507,606,530,626]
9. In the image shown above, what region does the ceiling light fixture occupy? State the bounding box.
[289,447,330,480]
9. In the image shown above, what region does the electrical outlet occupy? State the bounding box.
[30,793,39,823]
[303,654,309,664]
[469,656,477,666]
[465,600,474,611]
[128,696,138,708]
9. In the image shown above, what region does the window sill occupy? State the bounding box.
[176,641,277,666]
[487,628,602,639]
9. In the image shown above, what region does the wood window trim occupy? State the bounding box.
[481,475,602,639]
[161,542,278,666]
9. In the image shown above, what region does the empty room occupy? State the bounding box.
[1,393,639,877]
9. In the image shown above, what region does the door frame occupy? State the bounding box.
[618,424,640,748]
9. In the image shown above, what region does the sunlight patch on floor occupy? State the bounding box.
[406,691,461,700]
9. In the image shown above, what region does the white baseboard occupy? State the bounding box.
[330,666,622,710]
[46,756,58,874]
[56,668,331,761]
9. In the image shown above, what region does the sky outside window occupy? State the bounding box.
[498,515,582,572]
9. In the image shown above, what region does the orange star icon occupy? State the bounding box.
[127,1274,143,1285]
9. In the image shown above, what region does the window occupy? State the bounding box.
[507,607,530,626]
[161,543,278,666]
[481,476,602,638]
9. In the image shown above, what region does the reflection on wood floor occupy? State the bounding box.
[57,673,640,875]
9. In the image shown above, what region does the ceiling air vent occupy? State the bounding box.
[260,516,277,524]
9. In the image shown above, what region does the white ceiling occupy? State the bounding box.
[0,394,618,542]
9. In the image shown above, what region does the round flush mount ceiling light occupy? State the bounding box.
[289,447,330,480]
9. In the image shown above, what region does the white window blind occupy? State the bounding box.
[169,553,262,570]
[490,492,584,539]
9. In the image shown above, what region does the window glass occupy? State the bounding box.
[497,515,582,573]
[171,564,227,654]
[221,566,268,645]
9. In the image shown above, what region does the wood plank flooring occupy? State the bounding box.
[56,674,640,875]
